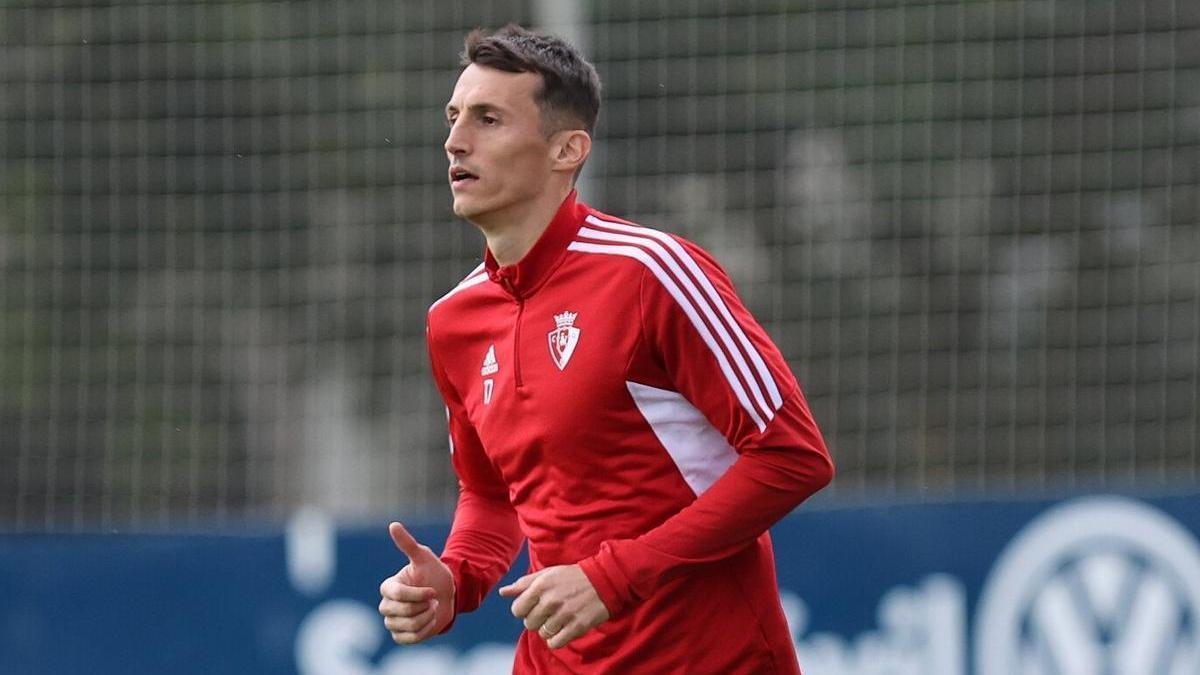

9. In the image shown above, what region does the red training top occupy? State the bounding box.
[425,191,834,674]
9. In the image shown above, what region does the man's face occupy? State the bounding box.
[444,64,555,223]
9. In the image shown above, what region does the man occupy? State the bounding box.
[378,24,834,674]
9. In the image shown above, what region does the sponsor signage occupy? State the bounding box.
[1,494,1197,673]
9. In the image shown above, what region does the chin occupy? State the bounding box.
[452,197,482,219]
[452,195,506,224]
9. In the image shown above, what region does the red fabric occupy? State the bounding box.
[425,192,834,674]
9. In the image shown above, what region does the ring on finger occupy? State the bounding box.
[539,623,559,638]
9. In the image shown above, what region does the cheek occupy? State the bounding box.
[505,143,552,181]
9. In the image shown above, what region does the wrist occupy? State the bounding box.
[578,548,630,618]
[434,557,458,635]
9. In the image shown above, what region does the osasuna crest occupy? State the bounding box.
[548,311,580,371]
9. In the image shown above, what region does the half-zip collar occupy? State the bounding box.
[485,190,587,299]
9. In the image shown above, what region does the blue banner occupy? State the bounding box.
[3,492,1199,673]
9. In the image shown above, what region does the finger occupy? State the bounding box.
[509,582,543,620]
[389,522,436,563]
[380,576,437,603]
[390,606,443,645]
[378,597,431,618]
[385,599,438,634]
[391,623,435,645]
[498,571,538,598]
[538,617,565,641]
[547,621,587,650]
[522,596,558,632]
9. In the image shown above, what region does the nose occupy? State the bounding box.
[444,119,469,157]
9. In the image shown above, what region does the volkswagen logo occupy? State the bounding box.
[975,497,1200,674]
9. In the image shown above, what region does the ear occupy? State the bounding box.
[550,130,592,175]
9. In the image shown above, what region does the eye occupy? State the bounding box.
[445,115,457,127]
[481,114,498,126]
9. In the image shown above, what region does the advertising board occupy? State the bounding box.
[2,493,1196,673]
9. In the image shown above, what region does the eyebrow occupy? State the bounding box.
[444,102,505,117]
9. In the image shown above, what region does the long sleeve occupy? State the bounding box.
[577,236,834,617]
[426,321,525,618]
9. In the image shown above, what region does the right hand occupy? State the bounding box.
[378,521,456,644]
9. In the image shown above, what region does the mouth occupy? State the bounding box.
[449,166,479,187]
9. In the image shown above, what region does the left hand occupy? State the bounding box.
[498,564,610,649]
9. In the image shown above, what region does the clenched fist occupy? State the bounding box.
[378,522,456,644]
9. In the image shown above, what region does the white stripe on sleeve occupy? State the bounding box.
[577,225,773,422]
[585,215,783,410]
[567,240,768,432]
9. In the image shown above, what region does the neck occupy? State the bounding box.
[474,182,573,267]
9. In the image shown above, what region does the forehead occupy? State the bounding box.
[447,63,542,112]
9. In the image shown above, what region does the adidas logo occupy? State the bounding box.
[481,344,499,376]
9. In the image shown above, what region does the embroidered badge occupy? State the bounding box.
[548,311,580,371]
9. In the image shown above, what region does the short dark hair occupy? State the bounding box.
[461,24,601,136]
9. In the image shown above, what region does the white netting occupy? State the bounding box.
[2,0,1197,531]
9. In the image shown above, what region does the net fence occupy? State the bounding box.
[2,0,1198,531]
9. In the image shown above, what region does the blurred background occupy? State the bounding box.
[3,2,1200,673]
[3,0,1197,531]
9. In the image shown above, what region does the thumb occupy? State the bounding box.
[389,521,436,564]
[498,571,539,598]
